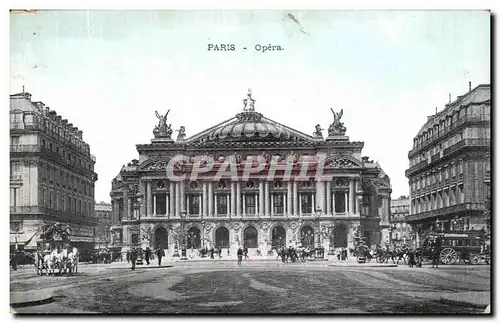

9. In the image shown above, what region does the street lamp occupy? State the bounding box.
[314,206,322,248]
[180,210,188,260]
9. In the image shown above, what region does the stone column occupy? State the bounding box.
[202,182,207,216]
[153,195,157,216]
[180,181,185,214]
[349,178,355,214]
[139,182,146,216]
[198,195,202,216]
[332,190,336,216]
[226,194,230,215]
[259,181,264,216]
[265,181,270,216]
[344,192,348,214]
[166,195,170,218]
[326,181,332,215]
[299,193,303,216]
[231,182,236,215]
[287,182,292,216]
[186,195,190,215]
[214,193,218,216]
[255,193,258,215]
[208,182,213,217]
[355,178,360,215]
[242,193,246,216]
[169,182,175,217]
[293,181,298,216]
[127,197,132,220]
[147,181,152,216]
[271,193,274,216]
[315,180,324,214]
[175,182,180,217]
[236,181,241,216]
[312,194,316,213]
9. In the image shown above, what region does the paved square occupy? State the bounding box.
[10,260,490,314]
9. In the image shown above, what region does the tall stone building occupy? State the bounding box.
[110,91,392,257]
[94,202,113,248]
[405,84,491,245]
[10,91,98,251]
[389,196,411,247]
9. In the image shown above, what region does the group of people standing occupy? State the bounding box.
[126,245,166,270]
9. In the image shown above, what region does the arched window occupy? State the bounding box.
[243,226,258,248]
[215,227,230,248]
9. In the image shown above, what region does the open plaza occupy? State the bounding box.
[10,257,490,314]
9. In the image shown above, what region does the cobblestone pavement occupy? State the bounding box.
[10,261,490,314]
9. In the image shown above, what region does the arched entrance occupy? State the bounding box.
[154,227,168,249]
[215,227,230,249]
[243,226,258,248]
[271,226,286,249]
[334,223,348,248]
[300,225,315,248]
[187,227,201,249]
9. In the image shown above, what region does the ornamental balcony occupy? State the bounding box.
[406,138,490,177]
[408,115,490,158]
[405,202,485,222]
[10,206,99,225]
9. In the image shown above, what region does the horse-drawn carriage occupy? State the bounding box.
[420,230,487,265]
[34,239,80,276]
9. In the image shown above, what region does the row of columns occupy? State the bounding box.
[116,178,361,219]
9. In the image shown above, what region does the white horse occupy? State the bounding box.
[44,249,59,276]
[58,247,70,275]
[34,251,46,275]
[67,247,79,275]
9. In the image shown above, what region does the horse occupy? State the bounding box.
[300,248,314,262]
[58,247,70,275]
[44,249,59,276]
[67,247,79,275]
[34,251,46,275]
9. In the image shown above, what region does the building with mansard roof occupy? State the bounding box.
[109,91,392,258]
[10,91,98,252]
[405,84,491,245]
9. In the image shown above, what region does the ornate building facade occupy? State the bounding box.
[110,91,392,257]
[405,84,491,245]
[10,91,98,251]
[94,202,113,248]
[389,196,411,248]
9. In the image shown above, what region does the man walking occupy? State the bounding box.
[130,247,138,271]
[155,245,164,267]
[244,247,249,260]
[237,247,243,266]
[145,247,151,265]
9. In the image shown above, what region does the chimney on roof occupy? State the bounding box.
[449,93,451,103]
[469,81,472,92]
[22,85,25,92]
[435,107,437,114]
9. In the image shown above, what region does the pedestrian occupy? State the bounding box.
[145,247,151,265]
[227,249,230,256]
[126,250,130,264]
[130,247,138,270]
[337,249,341,260]
[237,247,243,266]
[244,247,249,260]
[155,245,164,267]
[218,247,222,259]
[210,247,215,259]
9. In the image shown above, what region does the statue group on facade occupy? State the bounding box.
[153,110,173,139]
[328,108,347,136]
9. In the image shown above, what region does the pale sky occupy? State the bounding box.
[10,10,491,203]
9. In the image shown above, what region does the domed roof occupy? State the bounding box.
[207,112,293,141]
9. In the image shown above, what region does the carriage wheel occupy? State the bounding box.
[440,248,458,264]
[470,253,480,265]
[376,256,384,263]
